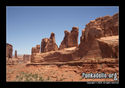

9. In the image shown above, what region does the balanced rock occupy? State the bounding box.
[59,27,79,49]
[6,43,13,58]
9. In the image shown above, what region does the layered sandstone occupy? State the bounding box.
[31,13,119,63]
[59,27,79,49]
[59,30,70,49]
[77,13,119,59]
[41,38,49,52]
[32,45,40,54]
[31,47,77,63]
[41,32,58,52]
[97,36,119,58]
[6,43,13,58]
[23,54,31,62]
[31,45,40,62]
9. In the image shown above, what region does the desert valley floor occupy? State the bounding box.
[6,58,119,82]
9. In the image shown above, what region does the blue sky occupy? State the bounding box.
[6,6,119,55]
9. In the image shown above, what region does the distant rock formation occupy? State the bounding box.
[15,50,17,58]
[59,27,79,49]
[6,43,13,58]
[77,13,119,58]
[23,54,31,62]
[31,45,40,62]
[32,45,40,54]
[41,32,58,53]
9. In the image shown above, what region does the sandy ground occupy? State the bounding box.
[6,60,119,82]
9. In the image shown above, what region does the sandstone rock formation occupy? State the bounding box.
[31,13,119,63]
[59,27,79,49]
[41,38,49,52]
[77,13,119,59]
[32,45,40,54]
[31,47,77,63]
[41,32,58,53]
[15,50,17,58]
[31,45,40,62]
[6,43,13,58]
[97,36,118,58]
[59,30,70,49]
[23,54,31,62]
[68,27,79,47]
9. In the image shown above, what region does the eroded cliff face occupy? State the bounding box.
[41,32,58,53]
[97,36,119,58]
[77,13,119,59]
[31,45,40,62]
[32,45,40,54]
[59,27,79,50]
[31,13,119,63]
[59,30,70,49]
[6,43,13,58]
[41,38,49,52]
[23,54,31,62]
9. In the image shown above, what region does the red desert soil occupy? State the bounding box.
[6,58,119,82]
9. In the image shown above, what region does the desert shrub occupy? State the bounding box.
[16,72,44,82]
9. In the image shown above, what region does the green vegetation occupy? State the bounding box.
[16,72,44,81]
[79,77,83,80]
[46,76,50,81]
